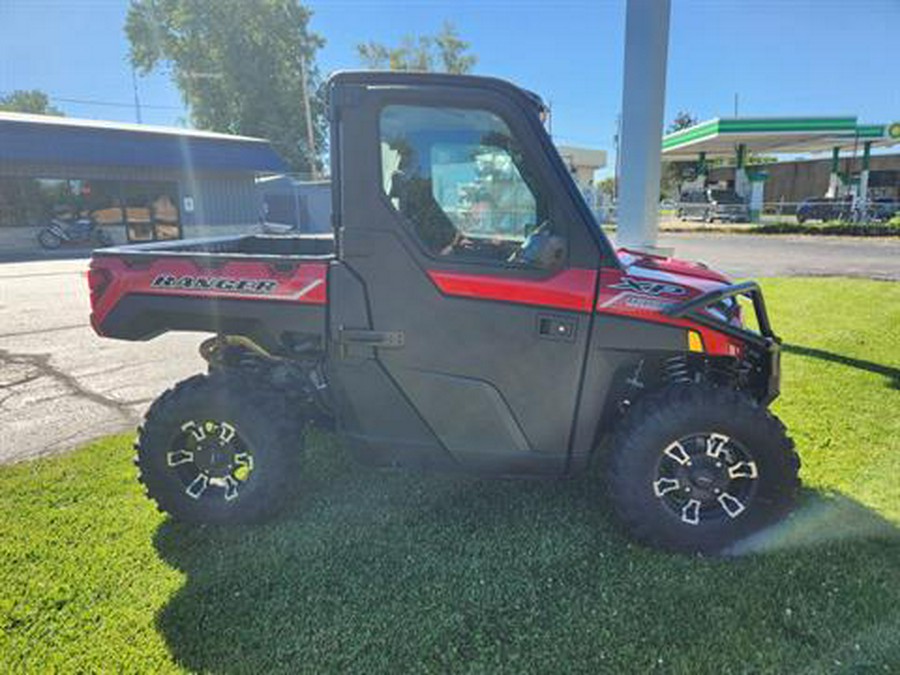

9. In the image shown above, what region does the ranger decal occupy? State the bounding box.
[151,275,278,294]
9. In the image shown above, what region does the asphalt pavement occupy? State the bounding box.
[660,232,900,281]
[1,233,898,464]
[0,258,203,463]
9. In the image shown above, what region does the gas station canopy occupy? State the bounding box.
[662,116,898,161]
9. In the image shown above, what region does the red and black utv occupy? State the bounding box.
[88,72,799,553]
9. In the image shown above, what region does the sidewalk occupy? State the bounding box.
[0,247,95,264]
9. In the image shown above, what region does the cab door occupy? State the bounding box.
[328,73,614,474]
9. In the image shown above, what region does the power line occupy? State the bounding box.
[50,95,183,111]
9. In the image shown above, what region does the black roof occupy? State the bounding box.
[0,113,286,173]
[328,70,548,114]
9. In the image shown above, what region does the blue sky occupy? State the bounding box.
[2,0,898,173]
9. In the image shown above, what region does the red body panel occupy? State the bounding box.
[426,249,744,356]
[615,248,730,284]
[89,257,327,335]
[427,268,598,313]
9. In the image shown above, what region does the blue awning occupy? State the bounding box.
[0,115,287,173]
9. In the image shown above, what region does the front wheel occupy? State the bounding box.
[38,228,63,249]
[136,373,304,524]
[604,385,800,553]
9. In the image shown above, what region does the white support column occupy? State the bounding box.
[858,141,872,213]
[825,146,841,198]
[748,175,766,223]
[734,143,749,199]
[616,0,672,254]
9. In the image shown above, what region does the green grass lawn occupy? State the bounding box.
[1,278,898,673]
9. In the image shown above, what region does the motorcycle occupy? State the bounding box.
[37,216,113,250]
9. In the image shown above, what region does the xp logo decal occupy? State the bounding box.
[609,277,687,297]
[151,274,278,294]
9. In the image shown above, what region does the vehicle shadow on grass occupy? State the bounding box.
[151,434,900,673]
[783,343,900,390]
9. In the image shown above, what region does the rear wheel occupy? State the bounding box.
[136,373,304,524]
[604,385,800,553]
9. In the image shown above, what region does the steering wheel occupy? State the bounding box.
[507,221,553,266]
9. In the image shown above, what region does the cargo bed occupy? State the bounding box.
[89,234,332,351]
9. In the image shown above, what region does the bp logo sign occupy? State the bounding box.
[889,122,900,140]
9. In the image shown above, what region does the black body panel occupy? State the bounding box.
[100,293,325,353]
[326,261,456,469]
[568,314,689,472]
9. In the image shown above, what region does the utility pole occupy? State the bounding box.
[284,2,319,180]
[734,92,739,117]
[299,50,318,180]
[131,66,143,124]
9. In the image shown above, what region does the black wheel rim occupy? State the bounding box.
[653,432,759,526]
[166,419,255,503]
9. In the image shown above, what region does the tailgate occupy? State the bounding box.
[88,253,328,350]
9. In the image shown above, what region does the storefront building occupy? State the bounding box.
[0,112,285,254]
[708,153,900,206]
[663,116,899,220]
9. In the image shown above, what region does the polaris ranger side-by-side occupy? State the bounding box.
[88,72,799,553]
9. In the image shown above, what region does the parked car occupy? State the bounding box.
[677,188,749,223]
[870,198,899,222]
[796,197,897,224]
[795,197,851,224]
[658,198,677,211]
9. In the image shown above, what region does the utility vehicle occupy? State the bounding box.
[88,72,799,553]
[677,187,749,223]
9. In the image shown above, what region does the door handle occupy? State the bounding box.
[537,315,576,342]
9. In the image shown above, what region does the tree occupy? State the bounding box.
[598,176,616,199]
[0,90,63,116]
[126,0,325,173]
[357,22,477,74]
[662,111,700,198]
[667,110,697,134]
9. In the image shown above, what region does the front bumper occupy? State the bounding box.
[665,281,781,403]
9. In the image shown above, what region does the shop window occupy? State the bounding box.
[122,181,181,242]
[0,176,180,241]
[0,178,36,227]
[81,180,126,227]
